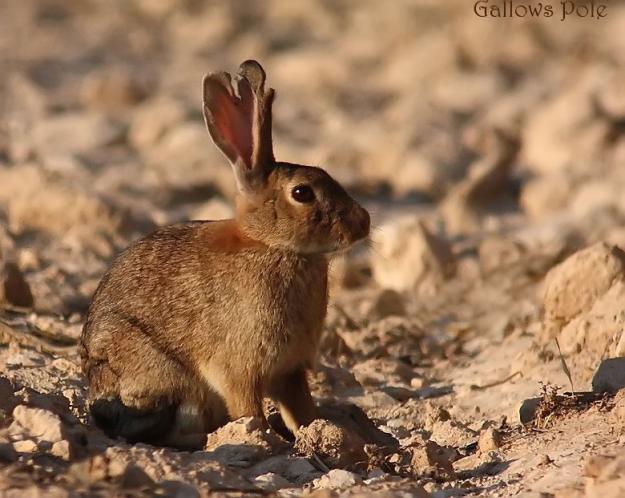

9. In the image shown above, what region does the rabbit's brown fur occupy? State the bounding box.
[80,61,370,449]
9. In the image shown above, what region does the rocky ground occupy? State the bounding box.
[2,0,625,496]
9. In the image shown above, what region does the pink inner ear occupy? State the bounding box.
[210,86,254,170]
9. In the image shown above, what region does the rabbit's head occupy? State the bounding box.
[203,60,370,254]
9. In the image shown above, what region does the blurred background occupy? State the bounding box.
[1,0,625,337]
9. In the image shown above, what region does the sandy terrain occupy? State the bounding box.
[2,0,625,496]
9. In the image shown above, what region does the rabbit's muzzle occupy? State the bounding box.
[351,205,371,242]
[338,204,370,248]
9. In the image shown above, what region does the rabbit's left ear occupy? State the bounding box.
[203,60,275,195]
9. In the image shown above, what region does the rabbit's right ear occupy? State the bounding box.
[203,61,275,196]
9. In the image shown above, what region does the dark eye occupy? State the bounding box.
[291,184,315,203]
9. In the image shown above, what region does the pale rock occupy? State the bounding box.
[254,472,291,491]
[351,358,416,387]
[204,417,286,466]
[295,419,367,470]
[0,164,122,254]
[478,237,525,274]
[328,251,371,290]
[51,439,72,460]
[12,438,38,453]
[557,280,625,359]
[316,402,398,449]
[150,121,235,197]
[409,440,456,477]
[10,405,65,443]
[394,153,447,198]
[440,128,518,234]
[428,419,477,449]
[520,173,574,219]
[521,71,609,175]
[5,349,43,368]
[478,427,502,453]
[81,67,150,110]
[347,391,399,411]
[570,180,622,219]
[31,113,124,157]
[364,289,407,320]
[129,97,187,149]
[596,69,625,121]
[313,469,363,490]
[543,242,625,329]
[133,0,187,18]
[432,70,503,115]
[371,215,455,294]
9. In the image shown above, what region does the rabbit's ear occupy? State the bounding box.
[203,60,275,195]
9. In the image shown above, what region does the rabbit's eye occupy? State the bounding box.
[291,184,315,203]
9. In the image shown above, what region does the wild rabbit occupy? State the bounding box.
[80,60,370,449]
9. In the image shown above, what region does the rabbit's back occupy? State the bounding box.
[81,219,328,400]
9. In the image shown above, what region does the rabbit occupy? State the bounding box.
[80,60,370,450]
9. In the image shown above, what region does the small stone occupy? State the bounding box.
[370,216,455,295]
[5,350,44,368]
[107,456,129,478]
[51,440,72,460]
[478,237,525,274]
[204,417,286,466]
[592,358,625,393]
[295,419,367,471]
[520,173,574,219]
[129,97,187,149]
[10,405,65,443]
[254,472,291,491]
[313,469,362,490]
[317,402,399,449]
[410,377,427,389]
[409,441,455,477]
[81,68,150,110]
[32,113,125,157]
[13,439,38,453]
[478,427,502,453]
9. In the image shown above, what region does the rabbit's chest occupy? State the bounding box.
[239,251,328,368]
